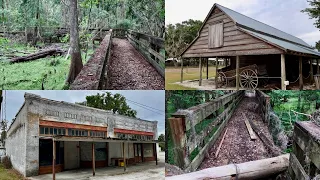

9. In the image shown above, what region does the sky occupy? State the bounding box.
[1,90,165,136]
[165,0,320,46]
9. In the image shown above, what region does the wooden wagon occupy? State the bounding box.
[217,64,268,89]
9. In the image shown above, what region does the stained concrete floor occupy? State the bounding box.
[29,152,165,180]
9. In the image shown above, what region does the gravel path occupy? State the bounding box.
[199,97,275,169]
[107,38,164,90]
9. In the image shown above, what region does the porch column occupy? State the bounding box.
[299,56,303,90]
[123,142,126,172]
[180,58,184,83]
[215,57,218,89]
[92,142,95,176]
[199,58,203,86]
[317,59,320,74]
[281,54,286,90]
[52,139,56,180]
[236,56,240,90]
[310,59,314,83]
[206,58,209,79]
[154,143,158,165]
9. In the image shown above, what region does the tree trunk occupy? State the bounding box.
[32,0,40,46]
[66,0,83,84]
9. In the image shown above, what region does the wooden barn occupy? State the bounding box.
[180,3,320,90]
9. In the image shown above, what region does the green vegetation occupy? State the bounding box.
[0,164,21,180]
[189,147,199,162]
[204,126,219,144]
[0,41,93,90]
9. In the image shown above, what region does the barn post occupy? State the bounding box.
[215,57,218,89]
[180,58,184,83]
[317,59,320,74]
[281,54,286,90]
[92,142,95,176]
[206,58,209,79]
[52,139,56,180]
[299,56,303,90]
[199,58,203,86]
[236,56,240,90]
[310,59,314,84]
[123,142,126,172]
[154,143,158,165]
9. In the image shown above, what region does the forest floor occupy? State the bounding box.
[165,67,216,90]
[0,39,94,90]
[199,97,277,169]
[107,38,164,90]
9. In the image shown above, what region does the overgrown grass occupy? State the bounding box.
[0,43,94,90]
[165,66,217,90]
[0,164,22,180]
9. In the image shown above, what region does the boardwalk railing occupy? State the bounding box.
[256,90,271,123]
[70,30,112,90]
[288,121,320,179]
[168,91,244,171]
[126,30,165,77]
[112,28,127,38]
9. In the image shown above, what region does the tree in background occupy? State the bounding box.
[66,0,83,84]
[79,92,137,118]
[158,133,165,151]
[165,19,202,60]
[302,0,320,48]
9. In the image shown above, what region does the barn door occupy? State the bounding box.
[209,22,224,48]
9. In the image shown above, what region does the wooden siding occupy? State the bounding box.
[183,7,283,58]
[208,22,223,48]
[39,120,107,131]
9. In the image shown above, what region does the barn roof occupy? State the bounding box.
[181,3,320,57]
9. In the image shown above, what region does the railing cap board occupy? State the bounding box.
[296,121,320,142]
[128,30,164,48]
[70,34,112,90]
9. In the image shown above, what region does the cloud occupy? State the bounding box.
[298,30,320,46]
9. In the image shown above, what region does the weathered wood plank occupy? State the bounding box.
[192,38,262,49]
[288,153,309,180]
[183,48,282,57]
[243,114,257,140]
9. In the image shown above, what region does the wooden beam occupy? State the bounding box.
[199,58,203,86]
[281,54,286,90]
[236,56,240,90]
[310,59,314,84]
[180,58,184,83]
[92,142,95,176]
[215,57,218,89]
[317,59,320,74]
[166,154,290,180]
[299,57,303,90]
[123,142,126,171]
[243,114,257,140]
[215,128,228,158]
[154,143,158,165]
[206,58,209,79]
[52,139,56,180]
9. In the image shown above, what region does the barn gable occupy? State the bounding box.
[182,5,283,58]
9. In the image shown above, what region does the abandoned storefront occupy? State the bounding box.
[5,93,158,177]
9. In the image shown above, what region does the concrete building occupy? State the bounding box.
[5,93,159,177]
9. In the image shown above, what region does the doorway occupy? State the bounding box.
[134,143,143,163]
[64,141,80,170]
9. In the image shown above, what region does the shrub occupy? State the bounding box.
[49,59,60,66]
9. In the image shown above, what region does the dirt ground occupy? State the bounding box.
[107,38,164,90]
[199,97,276,169]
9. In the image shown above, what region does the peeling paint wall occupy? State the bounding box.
[5,103,27,176]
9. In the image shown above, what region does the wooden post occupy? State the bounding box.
[215,57,218,89]
[154,143,158,165]
[317,59,320,74]
[281,54,286,90]
[310,59,314,84]
[52,139,56,180]
[180,58,184,83]
[206,58,209,79]
[92,142,95,176]
[199,58,202,86]
[236,56,240,90]
[299,56,303,90]
[123,142,126,171]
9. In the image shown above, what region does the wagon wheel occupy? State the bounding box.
[240,69,258,89]
[218,72,227,87]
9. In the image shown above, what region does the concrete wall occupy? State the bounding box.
[80,142,107,161]
[5,103,27,176]
[25,93,158,139]
[108,142,121,165]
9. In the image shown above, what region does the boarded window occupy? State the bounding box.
[208,22,224,48]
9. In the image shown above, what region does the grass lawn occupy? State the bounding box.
[165,66,217,90]
[0,48,94,90]
[0,164,23,180]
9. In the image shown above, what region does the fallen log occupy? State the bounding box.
[10,48,64,63]
[166,154,290,180]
